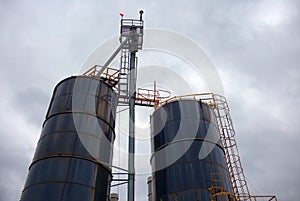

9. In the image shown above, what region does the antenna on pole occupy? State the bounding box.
[139,10,144,21]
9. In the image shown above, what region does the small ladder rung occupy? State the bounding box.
[211,180,223,182]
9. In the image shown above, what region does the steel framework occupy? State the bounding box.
[84,65,278,201]
[82,11,277,200]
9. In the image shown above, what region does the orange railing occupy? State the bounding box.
[135,88,171,107]
[83,65,120,83]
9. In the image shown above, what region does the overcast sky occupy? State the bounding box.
[0,1,299,201]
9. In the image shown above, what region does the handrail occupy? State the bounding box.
[158,93,216,107]
[83,65,120,84]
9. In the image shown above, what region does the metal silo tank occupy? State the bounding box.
[20,76,117,201]
[150,99,234,201]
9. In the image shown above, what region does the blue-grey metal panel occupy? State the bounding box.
[20,184,64,201]
[47,76,117,126]
[151,100,233,201]
[20,76,117,201]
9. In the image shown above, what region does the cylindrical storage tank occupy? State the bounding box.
[150,99,233,201]
[20,76,117,201]
[110,193,119,201]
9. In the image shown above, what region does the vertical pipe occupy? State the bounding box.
[147,176,152,201]
[128,51,136,201]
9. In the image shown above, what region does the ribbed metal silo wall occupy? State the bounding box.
[150,100,233,201]
[20,76,117,201]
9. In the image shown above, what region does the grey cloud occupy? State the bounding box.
[13,87,50,127]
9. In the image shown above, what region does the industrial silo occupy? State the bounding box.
[20,76,117,201]
[150,99,234,201]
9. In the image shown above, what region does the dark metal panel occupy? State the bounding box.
[88,78,101,95]
[152,143,227,191]
[33,132,77,160]
[21,157,112,201]
[24,158,70,188]
[84,94,98,114]
[41,114,77,136]
[47,76,117,127]
[77,113,114,141]
[73,76,91,93]
[152,101,221,153]
[54,77,75,98]
[62,184,96,201]
[67,159,99,186]
[20,184,64,201]
[66,158,111,187]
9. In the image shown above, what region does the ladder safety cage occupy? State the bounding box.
[120,19,144,51]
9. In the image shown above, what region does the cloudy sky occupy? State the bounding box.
[0,0,299,201]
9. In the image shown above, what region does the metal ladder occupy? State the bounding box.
[212,94,250,201]
[118,48,131,105]
[209,172,225,193]
[209,171,235,201]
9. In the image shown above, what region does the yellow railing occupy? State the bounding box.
[83,65,120,82]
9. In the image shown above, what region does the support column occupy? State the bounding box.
[128,51,136,201]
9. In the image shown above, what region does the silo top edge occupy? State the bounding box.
[155,93,217,111]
